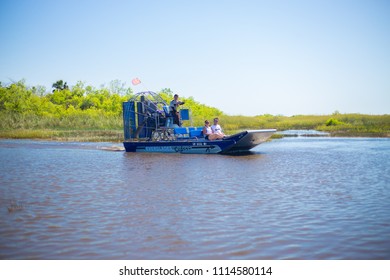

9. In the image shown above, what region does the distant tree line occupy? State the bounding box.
[1,80,388,137]
[0,80,223,130]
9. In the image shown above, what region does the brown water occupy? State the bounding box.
[0,138,389,259]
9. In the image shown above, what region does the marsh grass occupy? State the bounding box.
[0,112,389,141]
[0,129,123,142]
[220,114,390,137]
[0,112,122,130]
[0,111,124,141]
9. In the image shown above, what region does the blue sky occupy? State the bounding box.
[1,0,389,116]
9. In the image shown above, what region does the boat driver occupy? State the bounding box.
[169,94,185,126]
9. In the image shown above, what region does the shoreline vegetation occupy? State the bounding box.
[1,80,389,142]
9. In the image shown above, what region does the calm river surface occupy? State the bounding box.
[0,137,389,259]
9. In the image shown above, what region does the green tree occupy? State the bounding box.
[52,80,69,92]
[0,80,31,113]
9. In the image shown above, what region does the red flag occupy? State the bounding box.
[132,78,141,85]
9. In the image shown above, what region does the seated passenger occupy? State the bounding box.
[211,117,225,137]
[202,120,224,140]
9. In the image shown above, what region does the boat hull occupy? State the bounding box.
[222,129,276,153]
[123,129,276,154]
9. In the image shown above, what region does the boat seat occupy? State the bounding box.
[189,130,204,138]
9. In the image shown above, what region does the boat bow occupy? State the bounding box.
[222,129,277,153]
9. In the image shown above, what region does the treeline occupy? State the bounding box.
[0,80,221,132]
[0,80,389,140]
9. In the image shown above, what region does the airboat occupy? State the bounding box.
[122,91,276,154]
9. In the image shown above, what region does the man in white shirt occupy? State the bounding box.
[211,117,225,137]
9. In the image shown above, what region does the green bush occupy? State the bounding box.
[325,118,344,126]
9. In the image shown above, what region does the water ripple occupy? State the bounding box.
[0,138,389,259]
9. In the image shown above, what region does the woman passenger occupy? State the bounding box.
[202,120,224,140]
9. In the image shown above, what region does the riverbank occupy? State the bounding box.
[1,114,389,141]
[0,126,388,142]
[221,113,390,138]
[1,82,389,140]
[0,129,124,142]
